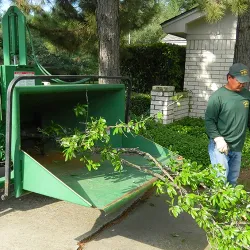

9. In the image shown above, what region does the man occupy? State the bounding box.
[205,63,250,185]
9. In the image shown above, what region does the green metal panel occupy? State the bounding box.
[2,9,11,65]
[12,84,125,198]
[17,8,27,65]
[0,65,43,110]
[12,89,22,197]
[16,84,125,147]
[2,6,27,65]
[18,133,170,212]
[102,177,156,213]
[21,151,93,207]
[8,83,175,212]
[0,176,3,188]
[15,83,124,93]
[9,12,18,57]
[22,150,160,213]
[122,133,173,165]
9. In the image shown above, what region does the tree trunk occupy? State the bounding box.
[234,9,250,89]
[96,0,120,84]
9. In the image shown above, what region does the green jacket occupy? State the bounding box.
[205,87,250,152]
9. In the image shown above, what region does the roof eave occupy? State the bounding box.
[161,8,205,38]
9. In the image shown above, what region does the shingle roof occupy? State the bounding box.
[160,7,198,26]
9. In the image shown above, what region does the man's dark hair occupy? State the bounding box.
[227,73,235,80]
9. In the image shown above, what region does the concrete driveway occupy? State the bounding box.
[0,190,209,250]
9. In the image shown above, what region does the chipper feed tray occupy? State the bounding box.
[0,6,172,212]
[0,83,171,213]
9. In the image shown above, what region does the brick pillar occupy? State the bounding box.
[150,86,175,124]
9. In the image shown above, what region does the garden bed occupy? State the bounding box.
[141,117,250,189]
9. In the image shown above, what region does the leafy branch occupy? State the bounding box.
[39,100,250,249]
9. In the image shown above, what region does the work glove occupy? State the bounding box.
[214,137,228,155]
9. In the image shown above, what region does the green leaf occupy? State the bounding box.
[170,206,181,218]
[157,112,163,120]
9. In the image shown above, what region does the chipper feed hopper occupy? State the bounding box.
[0,6,171,213]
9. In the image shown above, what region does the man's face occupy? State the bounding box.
[228,75,246,92]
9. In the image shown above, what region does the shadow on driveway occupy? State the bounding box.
[77,193,209,250]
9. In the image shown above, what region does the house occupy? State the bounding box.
[162,34,187,46]
[160,8,237,118]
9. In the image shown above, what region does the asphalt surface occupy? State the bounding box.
[0,191,209,250]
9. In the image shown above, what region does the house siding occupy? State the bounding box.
[183,14,237,118]
[150,87,190,124]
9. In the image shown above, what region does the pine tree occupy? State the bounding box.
[96,0,120,82]
[11,0,160,81]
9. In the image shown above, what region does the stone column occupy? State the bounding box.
[150,86,175,124]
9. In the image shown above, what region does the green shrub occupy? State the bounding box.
[142,117,250,168]
[130,92,151,116]
[242,130,250,168]
[169,117,205,127]
[121,43,186,93]
[141,118,210,167]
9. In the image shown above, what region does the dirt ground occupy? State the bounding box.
[238,168,250,190]
[239,168,250,180]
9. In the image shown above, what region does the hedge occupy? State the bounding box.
[121,43,186,93]
[141,117,250,169]
[141,117,210,167]
[129,92,151,116]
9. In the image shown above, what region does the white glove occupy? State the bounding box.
[214,137,228,155]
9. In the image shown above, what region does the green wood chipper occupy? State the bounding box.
[0,6,172,213]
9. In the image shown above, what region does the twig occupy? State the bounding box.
[118,148,172,180]
[121,158,187,195]
[120,159,166,182]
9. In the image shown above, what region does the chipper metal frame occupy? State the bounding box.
[0,6,172,213]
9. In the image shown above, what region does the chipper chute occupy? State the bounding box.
[0,6,172,213]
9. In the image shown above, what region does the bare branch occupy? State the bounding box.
[121,158,166,181]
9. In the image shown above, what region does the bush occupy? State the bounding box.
[141,117,250,168]
[130,92,151,116]
[242,130,250,168]
[141,117,210,167]
[121,43,186,93]
[27,31,98,75]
